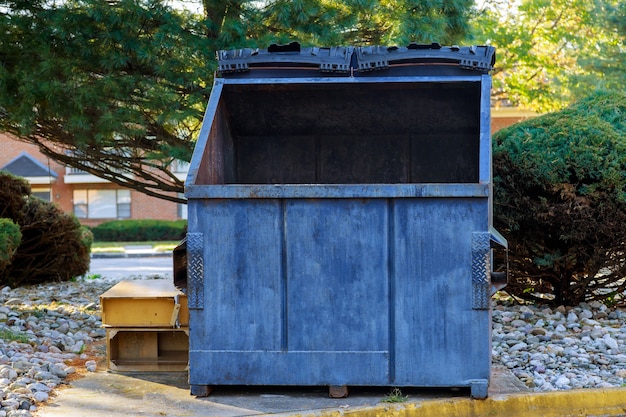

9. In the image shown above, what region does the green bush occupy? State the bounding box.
[91,219,187,242]
[0,173,91,287]
[0,218,21,272]
[493,90,626,306]
[0,172,30,221]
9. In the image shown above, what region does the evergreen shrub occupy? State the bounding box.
[0,218,21,272]
[0,172,91,286]
[91,219,187,242]
[493,91,626,306]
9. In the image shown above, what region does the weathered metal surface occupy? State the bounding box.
[185,183,489,199]
[187,197,491,387]
[184,45,505,394]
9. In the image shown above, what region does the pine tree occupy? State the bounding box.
[0,0,473,201]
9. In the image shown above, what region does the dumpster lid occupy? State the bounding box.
[357,44,495,73]
[218,43,354,75]
[217,42,495,76]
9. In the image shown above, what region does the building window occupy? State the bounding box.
[31,188,51,201]
[177,193,187,220]
[73,189,131,219]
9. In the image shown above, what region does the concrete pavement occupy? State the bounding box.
[35,364,626,417]
[49,249,625,417]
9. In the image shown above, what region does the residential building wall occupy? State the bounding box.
[0,137,66,203]
[0,133,185,227]
[491,108,538,133]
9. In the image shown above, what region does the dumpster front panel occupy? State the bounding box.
[187,195,490,387]
[191,199,284,351]
[284,199,390,353]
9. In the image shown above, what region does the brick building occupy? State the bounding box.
[491,107,538,133]
[0,133,188,227]
[0,108,534,227]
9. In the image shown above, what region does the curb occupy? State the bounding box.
[91,252,173,259]
[276,388,626,417]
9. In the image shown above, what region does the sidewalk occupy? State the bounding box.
[36,365,626,417]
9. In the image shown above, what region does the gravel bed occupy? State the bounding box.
[0,277,129,417]
[493,300,626,391]
[0,276,623,416]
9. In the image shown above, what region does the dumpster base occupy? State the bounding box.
[190,380,490,400]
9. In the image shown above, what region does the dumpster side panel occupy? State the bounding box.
[393,198,491,385]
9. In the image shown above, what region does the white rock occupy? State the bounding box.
[603,335,620,353]
[510,342,528,352]
[554,375,571,388]
[31,391,48,403]
[566,312,578,323]
[85,360,97,372]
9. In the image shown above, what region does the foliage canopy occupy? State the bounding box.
[471,0,626,111]
[0,0,473,201]
[0,0,213,202]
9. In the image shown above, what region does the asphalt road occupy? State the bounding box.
[88,255,173,280]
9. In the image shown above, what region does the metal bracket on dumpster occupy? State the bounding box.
[472,230,508,309]
[356,44,495,73]
[472,232,491,309]
[217,44,354,75]
[489,227,509,295]
[187,232,204,310]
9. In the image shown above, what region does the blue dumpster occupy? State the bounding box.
[183,43,507,399]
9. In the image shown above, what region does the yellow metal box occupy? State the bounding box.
[100,280,189,328]
[106,328,189,372]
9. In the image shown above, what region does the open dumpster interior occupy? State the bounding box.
[197,81,481,185]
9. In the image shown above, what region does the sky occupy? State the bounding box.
[166,0,203,14]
